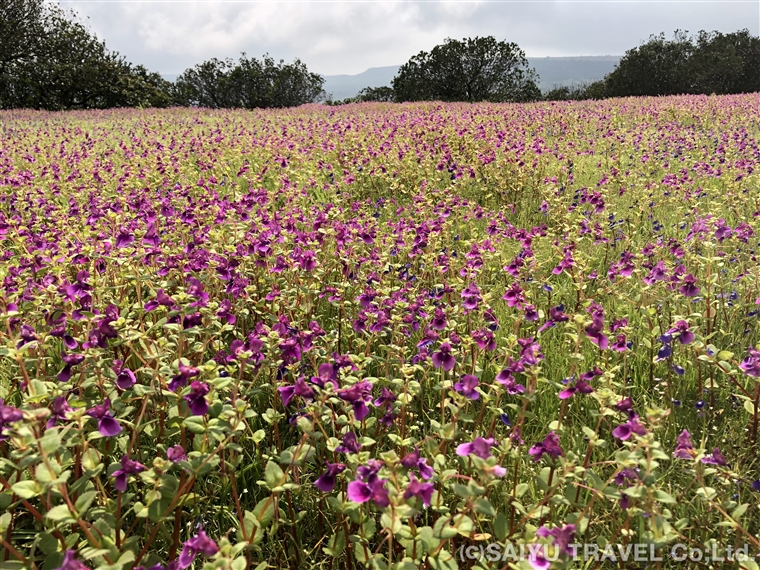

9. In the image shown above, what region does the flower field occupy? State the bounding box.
[1,95,760,569]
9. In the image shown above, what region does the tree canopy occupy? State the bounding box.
[392,36,541,103]
[0,1,174,110]
[173,54,327,109]
[604,29,760,98]
[1,4,758,110]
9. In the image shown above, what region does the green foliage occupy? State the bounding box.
[392,36,541,103]
[174,53,327,109]
[605,29,760,97]
[325,85,394,106]
[357,85,394,103]
[0,4,174,110]
[543,80,608,101]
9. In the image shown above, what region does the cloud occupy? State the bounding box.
[61,0,760,75]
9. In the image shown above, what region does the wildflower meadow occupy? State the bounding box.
[1,95,760,569]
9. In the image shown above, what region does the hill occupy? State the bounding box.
[321,56,621,100]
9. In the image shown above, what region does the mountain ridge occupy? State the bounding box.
[160,56,623,101]
[321,56,622,100]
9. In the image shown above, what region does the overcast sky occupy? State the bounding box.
[55,0,760,76]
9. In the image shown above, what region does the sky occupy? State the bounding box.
[54,0,760,76]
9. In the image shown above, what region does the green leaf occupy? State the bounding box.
[324,532,346,557]
[731,503,749,520]
[494,512,508,541]
[264,460,286,490]
[654,490,677,504]
[45,504,76,524]
[183,415,207,434]
[474,497,496,516]
[427,549,458,570]
[0,512,11,533]
[253,497,275,527]
[11,480,40,499]
[74,491,98,516]
[39,431,62,455]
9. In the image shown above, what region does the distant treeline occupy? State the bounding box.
[1,0,758,111]
[337,31,759,105]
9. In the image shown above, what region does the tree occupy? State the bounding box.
[0,0,46,74]
[392,36,540,103]
[0,4,174,110]
[172,58,239,108]
[688,30,760,94]
[605,31,693,97]
[357,86,394,102]
[604,29,759,98]
[175,53,326,109]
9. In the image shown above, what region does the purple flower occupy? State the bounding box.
[57,353,85,382]
[558,376,594,400]
[18,324,37,348]
[679,274,700,297]
[432,342,456,371]
[454,374,480,400]
[584,303,608,350]
[518,337,543,366]
[667,320,694,345]
[87,399,122,437]
[167,445,187,462]
[182,313,203,329]
[337,380,373,420]
[701,447,727,466]
[54,550,89,570]
[614,397,633,413]
[529,432,563,462]
[643,260,667,285]
[312,362,339,389]
[315,462,347,492]
[612,415,647,440]
[461,282,482,311]
[347,477,389,507]
[430,308,447,330]
[279,338,302,364]
[335,431,361,454]
[169,361,199,392]
[279,377,315,407]
[495,362,526,395]
[456,437,497,459]
[178,530,219,569]
[215,299,236,324]
[373,387,396,407]
[528,548,551,570]
[739,348,760,377]
[403,473,435,507]
[0,398,23,439]
[611,334,629,352]
[673,429,694,459]
[112,454,146,491]
[538,304,569,333]
[523,304,539,321]
[502,283,524,307]
[400,447,434,480]
[145,288,175,312]
[536,523,576,556]
[47,396,72,429]
[471,329,496,351]
[116,369,137,390]
[115,231,134,248]
[184,381,210,416]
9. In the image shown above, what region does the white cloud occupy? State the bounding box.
[61,0,760,75]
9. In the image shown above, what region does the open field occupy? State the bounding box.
[1,95,760,569]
